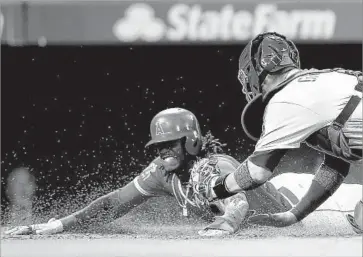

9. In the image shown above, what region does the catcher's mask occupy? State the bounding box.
[145,108,203,156]
[238,32,300,141]
[238,32,300,103]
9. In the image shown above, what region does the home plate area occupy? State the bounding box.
[1,197,362,257]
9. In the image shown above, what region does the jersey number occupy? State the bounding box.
[140,163,157,181]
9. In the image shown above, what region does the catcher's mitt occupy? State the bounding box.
[188,157,221,207]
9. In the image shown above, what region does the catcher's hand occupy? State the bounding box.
[247,211,298,227]
[5,218,64,235]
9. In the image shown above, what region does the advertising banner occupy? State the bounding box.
[1,1,362,45]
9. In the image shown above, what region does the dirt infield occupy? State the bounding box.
[2,206,362,257]
[2,189,363,257]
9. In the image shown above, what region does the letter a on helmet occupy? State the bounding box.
[155,122,166,135]
[145,108,203,155]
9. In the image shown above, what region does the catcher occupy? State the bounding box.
[5,108,297,237]
[201,32,362,231]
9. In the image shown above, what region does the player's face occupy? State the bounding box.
[156,139,185,171]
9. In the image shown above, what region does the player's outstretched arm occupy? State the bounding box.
[5,180,150,235]
[60,181,150,230]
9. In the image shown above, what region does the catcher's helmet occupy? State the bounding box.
[145,108,203,155]
[238,32,300,103]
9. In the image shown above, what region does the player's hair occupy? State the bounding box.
[199,130,226,158]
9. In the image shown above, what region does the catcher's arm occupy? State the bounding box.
[247,154,351,227]
[211,150,287,199]
[290,154,350,221]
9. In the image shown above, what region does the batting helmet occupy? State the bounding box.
[238,32,300,103]
[145,108,203,155]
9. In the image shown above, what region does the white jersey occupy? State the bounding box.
[255,69,362,153]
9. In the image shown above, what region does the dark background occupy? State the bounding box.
[1,44,362,217]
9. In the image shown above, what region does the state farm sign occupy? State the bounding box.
[113,3,336,42]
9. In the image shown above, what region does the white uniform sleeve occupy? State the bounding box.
[255,102,328,153]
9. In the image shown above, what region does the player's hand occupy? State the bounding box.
[5,218,64,235]
[4,225,33,235]
[31,218,64,235]
[247,211,298,227]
